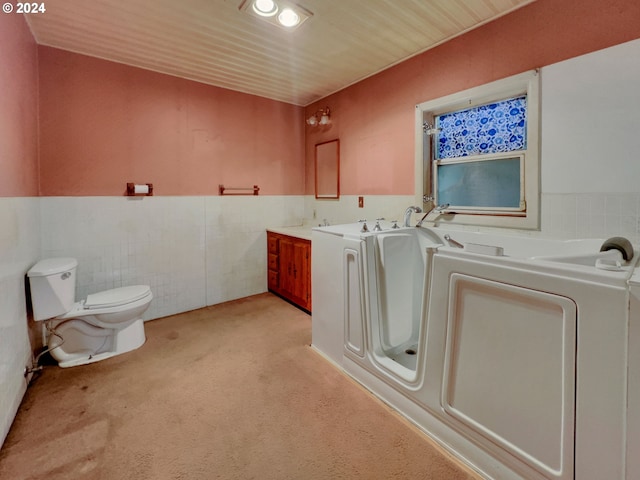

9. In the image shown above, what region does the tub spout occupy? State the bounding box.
[403,206,422,227]
[416,203,450,227]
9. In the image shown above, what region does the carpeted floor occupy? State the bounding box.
[0,293,480,480]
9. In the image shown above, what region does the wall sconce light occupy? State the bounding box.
[239,0,312,30]
[306,107,331,126]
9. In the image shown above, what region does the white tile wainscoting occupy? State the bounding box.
[39,195,305,321]
[0,197,40,447]
[541,193,640,245]
[306,193,640,246]
[3,191,640,449]
[304,195,416,228]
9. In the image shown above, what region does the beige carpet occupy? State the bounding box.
[0,293,480,480]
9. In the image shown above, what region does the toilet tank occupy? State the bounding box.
[27,258,78,321]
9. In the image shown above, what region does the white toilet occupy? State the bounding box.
[27,257,153,368]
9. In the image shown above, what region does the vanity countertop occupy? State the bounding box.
[266,225,313,241]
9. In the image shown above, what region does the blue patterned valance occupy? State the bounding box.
[436,96,527,159]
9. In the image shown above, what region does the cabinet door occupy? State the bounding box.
[304,242,311,311]
[278,237,295,296]
[292,241,311,309]
[268,232,311,312]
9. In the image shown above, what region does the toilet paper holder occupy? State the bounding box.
[126,183,154,196]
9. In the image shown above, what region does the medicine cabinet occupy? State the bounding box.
[315,139,340,199]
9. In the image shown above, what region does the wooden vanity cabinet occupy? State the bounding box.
[267,231,311,312]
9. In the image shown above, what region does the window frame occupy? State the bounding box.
[415,70,540,230]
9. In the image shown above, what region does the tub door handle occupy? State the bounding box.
[444,234,464,249]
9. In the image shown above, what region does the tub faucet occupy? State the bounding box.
[416,203,450,227]
[403,206,422,227]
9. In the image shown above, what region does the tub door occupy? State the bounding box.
[440,273,576,480]
[343,238,366,358]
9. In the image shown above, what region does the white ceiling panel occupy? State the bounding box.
[26,0,536,105]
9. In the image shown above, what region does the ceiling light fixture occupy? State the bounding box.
[306,107,331,126]
[278,8,299,27]
[253,0,278,17]
[239,0,312,30]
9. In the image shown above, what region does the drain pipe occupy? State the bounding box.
[24,321,65,383]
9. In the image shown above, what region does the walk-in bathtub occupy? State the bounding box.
[311,223,640,480]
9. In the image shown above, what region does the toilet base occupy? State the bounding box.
[51,319,146,368]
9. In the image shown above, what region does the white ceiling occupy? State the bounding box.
[26,0,536,106]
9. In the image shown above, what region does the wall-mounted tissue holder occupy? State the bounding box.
[126,183,153,196]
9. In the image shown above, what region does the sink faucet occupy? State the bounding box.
[416,203,450,227]
[403,206,422,227]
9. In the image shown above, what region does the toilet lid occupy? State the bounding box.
[84,285,151,309]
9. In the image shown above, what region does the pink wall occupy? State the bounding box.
[38,47,305,196]
[0,14,39,197]
[9,0,640,198]
[304,0,640,196]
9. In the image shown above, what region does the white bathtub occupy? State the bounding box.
[311,223,640,480]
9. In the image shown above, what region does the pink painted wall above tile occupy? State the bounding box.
[304,0,640,196]
[38,47,305,196]
[0,14,39,197]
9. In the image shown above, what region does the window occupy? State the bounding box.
[415,70,540,229]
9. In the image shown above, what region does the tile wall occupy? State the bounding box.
[0,197,40,447]
[3,190,640,448]
[541,193,640,245]
[40,195,305,321]
[307,193,640,245]
[304,195,416,227]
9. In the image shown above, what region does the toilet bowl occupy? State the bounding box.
[28,258,153,368]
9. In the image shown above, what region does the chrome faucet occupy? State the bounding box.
[373,218,385,231]
[416,203,450,227]
[403,206,422,227]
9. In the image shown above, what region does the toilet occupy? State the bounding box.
[27,257,153,368]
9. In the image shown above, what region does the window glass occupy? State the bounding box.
[436,157,522,209]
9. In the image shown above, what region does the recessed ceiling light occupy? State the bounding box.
[239,0,312,31]
[253,0,277,17]
[277,8,300,27]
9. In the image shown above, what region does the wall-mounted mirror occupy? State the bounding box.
[315,139,340,199]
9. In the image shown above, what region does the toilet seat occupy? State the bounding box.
[84,285,151,309]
